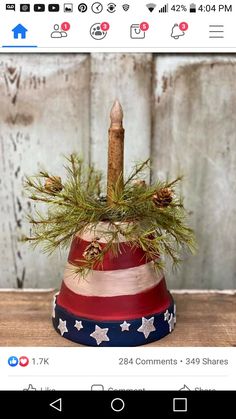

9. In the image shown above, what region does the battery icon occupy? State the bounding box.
[189,3,196,12]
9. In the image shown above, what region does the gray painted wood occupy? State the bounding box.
[152,55,236,289]
[1,53,236,290]
[0,54,90,288]
[90,54,153,180]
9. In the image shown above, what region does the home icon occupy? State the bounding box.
[12,24,28,39]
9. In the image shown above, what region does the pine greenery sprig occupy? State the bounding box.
[22,154,196,275]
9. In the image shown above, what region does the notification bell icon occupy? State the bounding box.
[171,23,185,39]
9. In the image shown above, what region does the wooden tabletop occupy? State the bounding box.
[0,291,235,347]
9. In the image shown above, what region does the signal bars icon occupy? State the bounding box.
[159,4,168,13]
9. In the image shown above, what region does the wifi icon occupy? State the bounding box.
[146,3,156,12]
[122,4,130,11]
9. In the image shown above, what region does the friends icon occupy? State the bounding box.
[51,22,70,38]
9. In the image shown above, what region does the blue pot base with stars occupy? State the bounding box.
[52,295,176,347]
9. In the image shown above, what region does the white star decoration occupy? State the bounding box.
[137,317,156,339]
[90,325,110,345]
[56,311,174,342]
[58,319,68,336]
[52,293,59,318]
[74,320,83,331]
[168,313,175,333]
[173,304,177,324]
[120,321,131,332]
[164,309,170,322]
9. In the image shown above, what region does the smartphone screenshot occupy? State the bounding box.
[0,1,235,416]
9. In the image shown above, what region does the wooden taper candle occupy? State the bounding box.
[107,100,125,204]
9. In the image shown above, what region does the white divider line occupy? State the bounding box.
[170,289,236,295]
[0,288,55,292]
[0,288,235,294]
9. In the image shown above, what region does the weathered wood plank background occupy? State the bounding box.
[1,291,235,346]
[0,54,235,289]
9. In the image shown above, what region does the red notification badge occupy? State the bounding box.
[101,22,110,31]
[179,22,188,31]
[140,22,149,32]
[61,22,70,31]
[19,356,29,367]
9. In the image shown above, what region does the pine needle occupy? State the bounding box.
[23,154,196,277]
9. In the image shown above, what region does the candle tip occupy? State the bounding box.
[110,99,123,128]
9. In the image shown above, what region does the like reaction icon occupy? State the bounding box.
[8,356,18,367]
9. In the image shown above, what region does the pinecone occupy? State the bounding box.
[83,239,102,261]
[152,187,173,208]
[133,179,146,188]
[44,176,63,193]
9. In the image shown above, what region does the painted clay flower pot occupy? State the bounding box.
[53,223,176,346]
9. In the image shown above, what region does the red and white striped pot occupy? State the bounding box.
[52,222,176,346]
